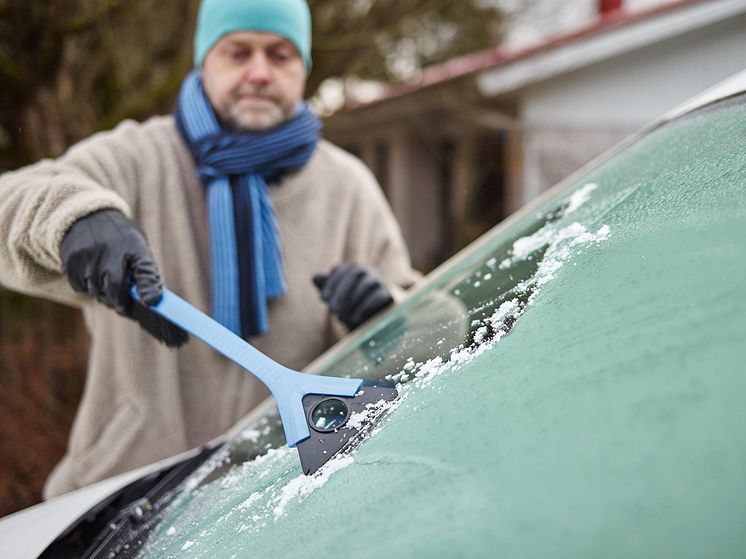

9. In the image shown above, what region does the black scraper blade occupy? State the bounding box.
[296,383,398,475]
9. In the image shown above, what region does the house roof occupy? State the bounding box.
[340,0,746,111]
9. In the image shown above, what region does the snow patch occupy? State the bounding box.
[564,182,597,215]
[500,220,609,274]
[500,222,555,268]
[346,399,390,430]
[272,455,354,519]
[238,423,271,443]
[532,223,610,287]
[500,182,603,269]
[239,491,263,510]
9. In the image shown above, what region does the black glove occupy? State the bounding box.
[313,262,394,330]
[60,209,188,347]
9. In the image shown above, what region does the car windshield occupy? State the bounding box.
[102,94,745,558]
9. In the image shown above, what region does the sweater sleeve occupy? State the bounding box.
[0,121,141,305]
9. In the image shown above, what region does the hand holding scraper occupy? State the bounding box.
[131,286,397,474]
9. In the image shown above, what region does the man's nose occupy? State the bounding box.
[243,54,272,84]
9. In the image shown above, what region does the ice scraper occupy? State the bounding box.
[131,286,397,474]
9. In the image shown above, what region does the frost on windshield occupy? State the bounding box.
[136,442,356,557]
[386,183,609,392]
[136,182,610,558]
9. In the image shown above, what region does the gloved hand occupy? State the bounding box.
[60,209,188,347]
[313,262,394,330]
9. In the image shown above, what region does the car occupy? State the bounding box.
[2,70,745,559]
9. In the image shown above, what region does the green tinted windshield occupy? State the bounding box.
[135,96,746,558]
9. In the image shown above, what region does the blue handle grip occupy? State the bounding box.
[132,286,362,446]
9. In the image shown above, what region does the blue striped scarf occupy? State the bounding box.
[174,70,321,337]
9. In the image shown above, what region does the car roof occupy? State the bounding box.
[663,68,746,121]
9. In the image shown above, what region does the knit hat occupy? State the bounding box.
[194,0,312,71]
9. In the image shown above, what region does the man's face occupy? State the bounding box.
[201,31,306,131]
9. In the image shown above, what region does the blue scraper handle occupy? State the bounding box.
[131,286,362,447]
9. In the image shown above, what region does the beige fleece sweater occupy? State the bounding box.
[0,115,419,498]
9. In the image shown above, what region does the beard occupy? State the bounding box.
[224,86,291,131]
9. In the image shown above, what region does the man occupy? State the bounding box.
[0,0,419,498]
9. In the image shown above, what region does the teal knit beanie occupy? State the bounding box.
[194,0,312,71]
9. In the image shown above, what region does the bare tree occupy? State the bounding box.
[0,0,502,167]
[0,0,197,167]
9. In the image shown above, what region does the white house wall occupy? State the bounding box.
[519,11,746,201]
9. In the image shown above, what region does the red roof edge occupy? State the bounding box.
[341,0,706,111]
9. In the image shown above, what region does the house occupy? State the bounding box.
[323,0,746,271]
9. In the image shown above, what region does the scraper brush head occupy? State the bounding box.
[296,383,398,475]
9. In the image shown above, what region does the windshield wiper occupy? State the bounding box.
[40,442,220,559]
